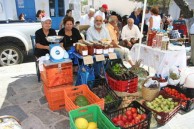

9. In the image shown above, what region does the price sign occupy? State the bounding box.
[95,54,105,62]
[83,56,93,65]
[108,53,117,60]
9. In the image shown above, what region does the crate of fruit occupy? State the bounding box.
[162,85,194,112]
[64,84,104,112]
[105,101,152,129]
[143,91,181,125]
[87,78,122,112]
[69,105,120,129]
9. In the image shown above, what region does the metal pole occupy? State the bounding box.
[137,0,147,60]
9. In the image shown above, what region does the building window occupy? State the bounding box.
[58,0,64,16]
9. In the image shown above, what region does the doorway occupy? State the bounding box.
[49,0,65,30]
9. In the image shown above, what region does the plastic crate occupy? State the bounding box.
[105,101,152,129]
[44,84,71,111]
[64,84,104,112]
[106,73,138,93]
[87,78,122,112]
[106,59,137,81]
[162,85,194,112]
[42,62,73,87]
[143,91,181,125]
[69,105,120,129]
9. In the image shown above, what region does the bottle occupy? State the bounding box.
[152,36,157,48]
[161,36,169,50]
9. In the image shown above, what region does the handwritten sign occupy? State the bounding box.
[95,54,105,62]
[83,56,93,65]
[108,53,117,60]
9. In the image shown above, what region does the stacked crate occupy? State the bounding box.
[41,61,73,111]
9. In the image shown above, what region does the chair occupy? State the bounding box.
[30,35,41,82]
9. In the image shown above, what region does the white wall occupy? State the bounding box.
[89,0,143,16]
[35,0,49,16]
[0,0,6,20]
[168,1,180,20]
[1,0,17,20]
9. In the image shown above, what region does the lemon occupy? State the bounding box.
[87,122,97,129]
[75,117,88,129]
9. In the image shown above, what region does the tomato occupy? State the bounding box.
[125,110,132,117]
[115,120,125,127]
[127,115,133,122]
[132,113,138,119]
[131,107,137,113]
[141,114,147,121]
[112,117,118,123]
[121,115,128,123]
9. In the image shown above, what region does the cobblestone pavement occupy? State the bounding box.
[0,62,70,129]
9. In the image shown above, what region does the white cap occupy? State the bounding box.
[41,16,51,22]
[89,8,95,13]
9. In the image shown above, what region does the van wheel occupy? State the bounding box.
[0,45,24,66]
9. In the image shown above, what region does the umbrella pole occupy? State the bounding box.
[137,0,147,60]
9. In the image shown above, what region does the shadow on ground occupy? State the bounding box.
[0,73,70,129]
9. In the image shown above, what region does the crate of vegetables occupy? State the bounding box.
[105,101,152,129]
[143,91,181,125]
[64,84,104,112]
[162,85,194,112]
[69,105,120,129]
[87,78,122,112]
[106,59,137,81]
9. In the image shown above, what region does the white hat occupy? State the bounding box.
[41,16,51,22]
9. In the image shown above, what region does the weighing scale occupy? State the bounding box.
[46,36,68,63]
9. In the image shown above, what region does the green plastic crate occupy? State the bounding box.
[69,104,120,129]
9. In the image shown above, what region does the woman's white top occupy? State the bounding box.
[151,15,161,30]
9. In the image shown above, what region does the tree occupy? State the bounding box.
[136,0,171,14]
[173,0,193,18]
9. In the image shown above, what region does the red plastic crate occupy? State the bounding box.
[41,62,73,87]
[64,84,104,112]
[106,73,138,93]
[44,84,72,111]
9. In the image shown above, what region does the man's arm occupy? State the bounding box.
[121,27,132,47]
[86,28,93,42]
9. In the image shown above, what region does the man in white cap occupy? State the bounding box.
[34,16,56,58]
[94,4,108,22]
[80,8,95,26]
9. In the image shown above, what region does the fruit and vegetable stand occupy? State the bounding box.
[131,44,187,78]
[39,44,194,129]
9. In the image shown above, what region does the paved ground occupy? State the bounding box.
[0,62,70,129]
[1,59,194,129]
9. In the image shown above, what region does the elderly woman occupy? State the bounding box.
[58,16,83,50]
[34,16,56,58]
